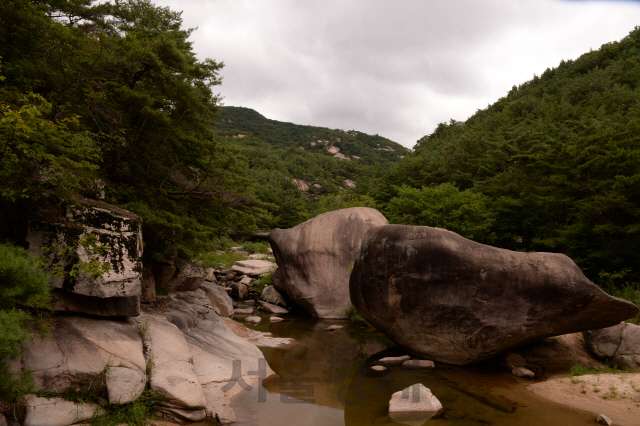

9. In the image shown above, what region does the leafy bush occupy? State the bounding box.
[90,389,165,426]
[345,305,369,328]
[385,183,496,243]
[0,243,52,403]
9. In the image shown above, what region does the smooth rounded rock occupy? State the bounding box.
[270,207,388,318]
[245,316,261,325]
[350,225,639,365]
[511,367,535,378]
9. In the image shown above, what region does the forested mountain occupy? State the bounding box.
[218,106,408,166]
[212,106,408,229]
[376,26,640,282]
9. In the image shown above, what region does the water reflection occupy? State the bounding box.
[232,315,597,426]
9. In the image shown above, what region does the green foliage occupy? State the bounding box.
[217,107,408,229]
[42,233,112,280]
[0,243,52,403]
[253,271,273,297]
[345,305,369,328]
[0,243,51,311]
[240,241,270,254]
[317,190,378,214]
[385,183,496,243]
[90,389,164,426]
[0,362,35,405]
[566,363,629,377]
[199,251,246,269]
[598,269,640,324]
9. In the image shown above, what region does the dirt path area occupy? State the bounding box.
[527,373,640,426]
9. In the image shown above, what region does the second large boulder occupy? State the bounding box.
[349,225,639,365]
[269,207,388,318]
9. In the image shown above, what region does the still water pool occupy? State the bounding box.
[230,314,597,426]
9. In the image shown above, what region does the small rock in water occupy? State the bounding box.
[324,325,344,331]
[244,316,261,325]
[511,366,535,378]
[244,299,256,305]
[596,414,613,426]
[270,316,284,322]
[388,384,443,426]
[402,360,435,369]
[370,365,387,372]
[234,308,254,315]
[377,355,411,366]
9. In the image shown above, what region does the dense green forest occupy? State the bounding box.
[376,26,640,283]
[215,106,408,228]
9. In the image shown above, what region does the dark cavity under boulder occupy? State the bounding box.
[269,207,388,319]
[349,225,639,365]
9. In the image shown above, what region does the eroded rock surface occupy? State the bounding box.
[270,207,388,318]
[27,198,143,316]
[23,396,103,426]
[350,225,639,365]
[22,316,146,393]
[584,322,640,369]
[202,282,234,317]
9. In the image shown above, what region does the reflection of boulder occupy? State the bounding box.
[350,225,639,365]
[270,208,388,318]
[262,320,389,410]
[27,198,142,316]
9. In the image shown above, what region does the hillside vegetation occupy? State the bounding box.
[215,106,408,228]
[376,27,640,284]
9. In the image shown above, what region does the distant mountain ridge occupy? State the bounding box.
[217,106,409,166]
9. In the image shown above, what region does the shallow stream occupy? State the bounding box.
[228,312,599,426]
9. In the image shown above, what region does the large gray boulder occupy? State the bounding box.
[350,225,639,365]
[27,198,142,316]
[269,207,388,318]
[584,322,640,369]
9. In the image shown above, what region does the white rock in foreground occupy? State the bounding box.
[388,384,443,426]
[23,395,104,426]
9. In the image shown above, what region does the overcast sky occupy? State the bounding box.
[154,0,640,148]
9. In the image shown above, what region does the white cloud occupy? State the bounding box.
[154,0,640,147]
